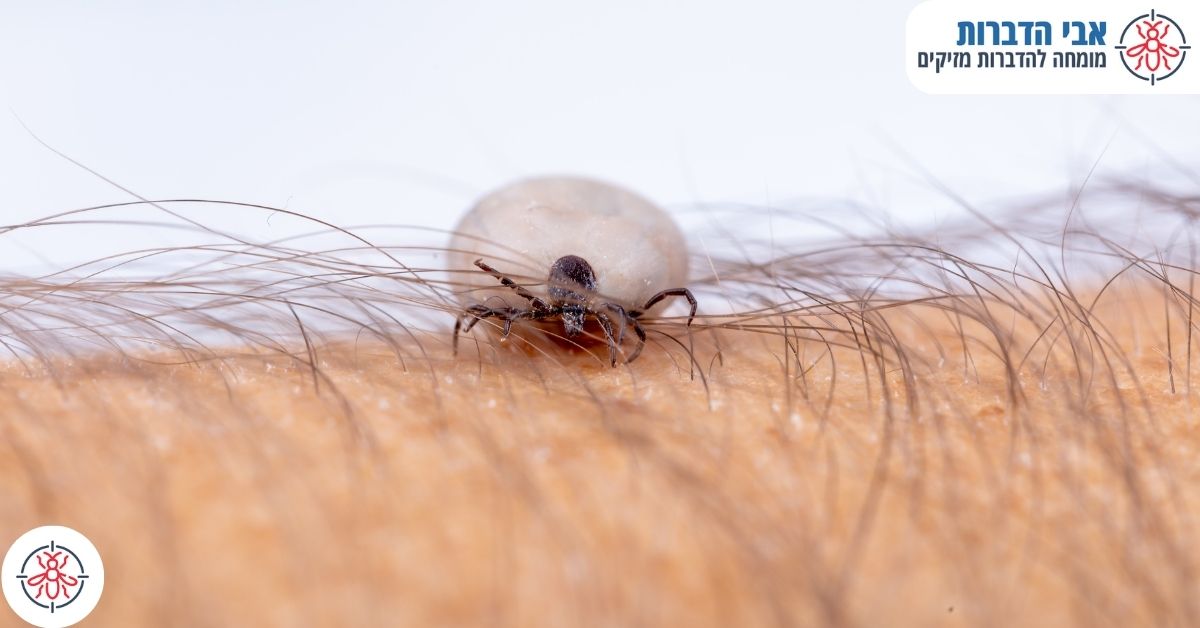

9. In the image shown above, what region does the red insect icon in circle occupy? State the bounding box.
[3,525,105,626]
[1126,19,1180,71]
[15,540,90,613]
[1116,10,1191,85]
[25,550,78,602]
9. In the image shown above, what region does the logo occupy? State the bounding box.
[907,0,1200,94]
[1116,10,1190,84]
[2,527,104,628]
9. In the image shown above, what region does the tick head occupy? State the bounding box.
[560,304,587,338]
[548,255,596,338]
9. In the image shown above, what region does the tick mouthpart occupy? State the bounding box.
[560,304,587,337]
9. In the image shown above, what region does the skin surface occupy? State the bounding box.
[0,281,1195,627]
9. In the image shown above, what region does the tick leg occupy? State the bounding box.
[636,288,697,325]
[453,305,484,355]
[596,311,620,367]
[453,305,512,355]
[501,308,538,340]
[625,318,648,364]
[474,259,551,311]
[605,303,630,345]
[461,305,500,334]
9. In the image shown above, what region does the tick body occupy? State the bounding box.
[448,176,696,365]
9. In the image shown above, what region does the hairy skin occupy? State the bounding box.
[0,282,1195,628]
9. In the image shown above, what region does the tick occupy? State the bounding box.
[448,176,697,366]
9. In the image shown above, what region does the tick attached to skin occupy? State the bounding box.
[448,176,697,366]
[454,255,696,365]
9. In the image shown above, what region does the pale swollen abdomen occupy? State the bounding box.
[448,176,689,314]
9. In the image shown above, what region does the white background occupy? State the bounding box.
[0,1,1196,270]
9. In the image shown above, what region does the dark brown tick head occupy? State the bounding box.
[548,255,596,337]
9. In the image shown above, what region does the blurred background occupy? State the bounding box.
[0,0,1196,271]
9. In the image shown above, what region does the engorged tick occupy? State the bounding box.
[447,176,698,366]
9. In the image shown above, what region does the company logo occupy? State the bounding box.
[907,0,1200,94]
[2,527,104,628]
[1116,10,1190,84]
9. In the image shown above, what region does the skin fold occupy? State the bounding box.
[0,279,1195,627]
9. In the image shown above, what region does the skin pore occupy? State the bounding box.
[0,188,1197,627]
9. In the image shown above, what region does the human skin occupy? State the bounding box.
[0,278,1195,627]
